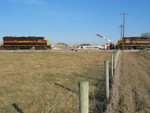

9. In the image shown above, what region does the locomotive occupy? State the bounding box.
[118,37,150,50]
[2,36,51,50]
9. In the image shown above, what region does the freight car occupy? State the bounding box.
[2,36,51,50]
[118,37,150,50]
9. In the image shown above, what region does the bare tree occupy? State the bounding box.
[141,32,150,38]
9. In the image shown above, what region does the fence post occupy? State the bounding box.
[116,50,120,65]
[111,54,114,77]
[105,60,109,101]
[116,51,119,62]
[118,50,120,59]
[114,53,117,70]
[79,81,89,113]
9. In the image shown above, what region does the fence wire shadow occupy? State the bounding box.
[12,103,24,113]
[54,83,78,93]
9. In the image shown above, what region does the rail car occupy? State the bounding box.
[2,36,51,50]
[118,37,150,50]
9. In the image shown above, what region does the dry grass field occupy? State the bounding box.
[0,52,112,113]
[117,51,150,113]
[106,50,150,113]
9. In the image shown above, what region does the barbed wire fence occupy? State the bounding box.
[0,50,121,113]
[43,50,121,113]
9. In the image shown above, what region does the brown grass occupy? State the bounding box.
[106,51,150,113]
[0,52,112,113]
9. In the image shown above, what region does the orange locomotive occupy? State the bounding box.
[118,37,150,50]
[2,36,51,50]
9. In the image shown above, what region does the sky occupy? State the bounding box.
[0,0,150,45]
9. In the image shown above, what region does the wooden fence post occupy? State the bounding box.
[114,53,117,70]
[111,54,114,77]
[105,60,109,101]
[79,81,89,113]
[116,51,119,61]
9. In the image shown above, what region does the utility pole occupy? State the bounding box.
[120,24,123,40]
[120,13,128,50]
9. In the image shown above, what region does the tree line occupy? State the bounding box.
[141,32,150,38]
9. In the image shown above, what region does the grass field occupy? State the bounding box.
[105,50,150,113]
[0,52,112,113]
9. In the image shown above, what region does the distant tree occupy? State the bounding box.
[141,32,150,38]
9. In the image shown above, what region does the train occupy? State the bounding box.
[118,37,150,50]
[1,36,150,50]
[1,36,51,50]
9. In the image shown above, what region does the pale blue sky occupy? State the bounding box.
[0,0,150,45]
